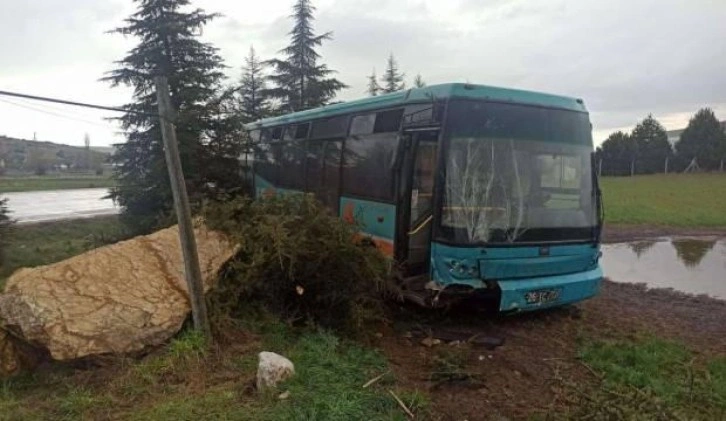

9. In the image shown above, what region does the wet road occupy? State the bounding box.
[2,188,119,224]
[602,238,726,300]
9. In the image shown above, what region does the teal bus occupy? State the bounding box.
[244,83,603,312]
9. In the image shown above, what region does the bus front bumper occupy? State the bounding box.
[497,267,602,312]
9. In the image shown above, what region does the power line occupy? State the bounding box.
[0,89,157,117]
[7,94,116,121]
[0,98,113,129]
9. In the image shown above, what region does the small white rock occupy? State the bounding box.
[421,337,441,347]
[257,351,295,390]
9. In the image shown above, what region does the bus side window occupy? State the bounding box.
[254,141,280,185]
[342,133,399,202]
[279,140,306,190]
[310,115,348,140]
[284,125,297,141]
[295,123,310,139]
[305,139,342,213]
[271,126,284,140]
[305,140,324,194]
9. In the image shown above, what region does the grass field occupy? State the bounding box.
[0,320,426,420]
[0,174,116,193]
[573,338,726,419]
[601,173,726,227]
[0,216,130,286]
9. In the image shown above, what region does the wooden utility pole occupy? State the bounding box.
[155,76,211,339]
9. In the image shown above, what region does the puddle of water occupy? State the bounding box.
[3,188,119,223]
[601,238,726,299]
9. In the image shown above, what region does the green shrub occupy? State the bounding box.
[203,194,396,336]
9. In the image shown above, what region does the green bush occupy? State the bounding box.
[203,194,397,336]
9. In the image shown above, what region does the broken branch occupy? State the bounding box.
[362,370,390,388]
[389,389,415,419]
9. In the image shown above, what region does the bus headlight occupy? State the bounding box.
[444,258,478,279]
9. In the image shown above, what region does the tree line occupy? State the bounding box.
[596,109,726,176]
[103,0,375,233]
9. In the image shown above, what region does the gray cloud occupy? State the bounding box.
[1,0,725,146]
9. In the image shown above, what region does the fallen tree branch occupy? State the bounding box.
[389,389,415,419]
[363,370,390,388]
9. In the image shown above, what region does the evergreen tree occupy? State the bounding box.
[596,131,636,176]
[266,0,346,112]
[413,73,426,88]
[380,53,405,93]
[366,68,380,96]
[675,108,726,171]
[238,46,270,122]
[103,0,227,233]
[630,115,672,174]
[0,196,11,265]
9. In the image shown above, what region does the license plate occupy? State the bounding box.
[524,289,561,305]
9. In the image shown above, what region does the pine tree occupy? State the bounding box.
[596,131,636,176]
[675,108,726,171]
[266,0,346,112]
[380,54,405,94]
[238,46,270,122]
[630,115,672,174]
[103,0,227,233]
[413,74,426,88]
[366,68,380,96]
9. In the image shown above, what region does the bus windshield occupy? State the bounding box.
[440,100,597,244]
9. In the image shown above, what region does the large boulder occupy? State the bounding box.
[0,224,235,363]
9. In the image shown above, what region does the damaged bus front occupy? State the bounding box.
[425,98,604,311]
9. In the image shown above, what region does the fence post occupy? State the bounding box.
[664,157,669,174]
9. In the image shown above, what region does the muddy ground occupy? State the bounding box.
[381,280,726,420]
[379,225,726,420]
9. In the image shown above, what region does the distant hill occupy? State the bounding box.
[90,146,117,155]
[0,136,111,175]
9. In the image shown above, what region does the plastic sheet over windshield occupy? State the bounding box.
[440,101,596,244]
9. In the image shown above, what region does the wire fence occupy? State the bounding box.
[596,157,725,177]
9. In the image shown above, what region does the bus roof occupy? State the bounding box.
[244,83,587,130]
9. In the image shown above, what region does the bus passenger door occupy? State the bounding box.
[399,131,439,275]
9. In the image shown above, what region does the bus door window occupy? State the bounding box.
[406,132,439,273]
[410,139,438,227]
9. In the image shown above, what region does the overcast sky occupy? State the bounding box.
[1,0,725,147]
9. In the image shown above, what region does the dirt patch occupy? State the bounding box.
[603,224,726,243]
[379,280,726,420]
